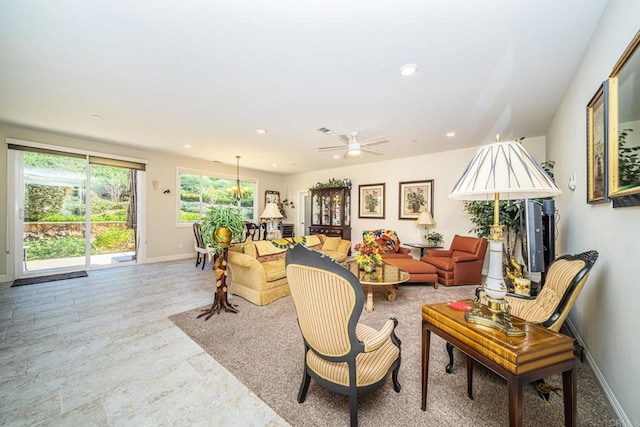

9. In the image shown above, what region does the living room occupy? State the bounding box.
[1,0,639,425]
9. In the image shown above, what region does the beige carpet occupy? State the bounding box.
[170,284,616,426]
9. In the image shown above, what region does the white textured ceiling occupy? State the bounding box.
[0,1,607,174]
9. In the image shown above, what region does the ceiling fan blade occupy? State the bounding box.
[360,137,389,146]
[361,146,384,154]
[318,145,346,152]
[338,134,350,143]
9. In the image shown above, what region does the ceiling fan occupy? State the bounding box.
[318,131,389,158]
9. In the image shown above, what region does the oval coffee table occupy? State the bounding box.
[346,262,410,313]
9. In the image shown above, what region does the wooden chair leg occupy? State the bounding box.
[298,369,311,403]
[446,342,455,373]
[466,355,474,400]
[348,393,358,427]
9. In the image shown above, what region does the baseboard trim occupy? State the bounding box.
[565,318,630,426]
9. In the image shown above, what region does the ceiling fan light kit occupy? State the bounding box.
[319,131,388,159]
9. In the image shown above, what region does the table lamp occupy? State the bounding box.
[448,138,561,335]
[416,210,436,242]
[260,202,283,240]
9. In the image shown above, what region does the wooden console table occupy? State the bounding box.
[421,301,576,426]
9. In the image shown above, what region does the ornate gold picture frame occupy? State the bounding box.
[608,30,640,204]
[587,82,608,204]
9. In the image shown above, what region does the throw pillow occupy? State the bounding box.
[322,236,341,251]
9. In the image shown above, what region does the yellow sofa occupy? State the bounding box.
[228,234,351,306]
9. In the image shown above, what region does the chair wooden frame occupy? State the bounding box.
[285,244,402,426]
[193,223,213,270]
[445,250,599,374]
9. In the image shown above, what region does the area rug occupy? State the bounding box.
[11,270,88,287]
[170,284,616,426]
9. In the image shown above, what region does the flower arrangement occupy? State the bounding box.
[426,231,444,245]
[354,234,383,271]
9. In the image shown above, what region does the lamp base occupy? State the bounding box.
[464,295,524,337]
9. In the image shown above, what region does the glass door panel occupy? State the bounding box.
[22,151,87,273]
[322,193,330,225]
[89,164,136,267]
[331,190,341,226]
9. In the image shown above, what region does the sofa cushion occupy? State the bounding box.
[451,235,480,254]
[322,236,341,251]
[254,240,288,263]
[292,235,323,250]
[320,249,348,263]
[243,238,257,258]
[364,229,401,254]
[262,259,287,282]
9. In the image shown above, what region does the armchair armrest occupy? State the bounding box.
[452,254,480,262]
[361,318,398,352]
[476,287,536,301]
[424,249,452,257]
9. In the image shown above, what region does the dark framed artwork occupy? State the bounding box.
[586,82,608,204]
[398,180,434,220]
[359,183,385,218]
[265,190,280,204]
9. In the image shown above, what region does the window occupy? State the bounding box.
[178,169,256,223]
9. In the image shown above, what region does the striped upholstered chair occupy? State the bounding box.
[446,250,598,374]
[285,244,401,427]
[500,250,599,332]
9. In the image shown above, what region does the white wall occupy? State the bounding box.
[285,136,546,258]
[0,123,285,276]
[546,0,640,424]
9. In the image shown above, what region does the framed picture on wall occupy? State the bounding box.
[359,183,385,218]
[399,180,434,220]
[265,190,280,204]
[586,82,608,204]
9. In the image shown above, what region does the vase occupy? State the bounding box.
[213,227,233,247]
[363,264,374,273]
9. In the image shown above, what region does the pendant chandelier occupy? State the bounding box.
[235,155,241,207]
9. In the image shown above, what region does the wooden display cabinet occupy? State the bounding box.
[309,185,351,241]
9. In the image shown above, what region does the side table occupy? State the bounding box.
[421,301,576,426]
[403,243,443,257]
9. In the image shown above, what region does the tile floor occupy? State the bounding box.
[0,260,289,426]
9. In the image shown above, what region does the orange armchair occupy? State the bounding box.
[421,234,488,286]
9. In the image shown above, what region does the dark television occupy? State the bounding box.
[521,199,545,273]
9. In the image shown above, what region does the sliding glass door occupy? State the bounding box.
[10,145,142,278]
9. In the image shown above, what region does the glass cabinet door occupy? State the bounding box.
[322,192,330,225]
[331,191,342,226]
[312,193,320,225]
[345,191,350,225]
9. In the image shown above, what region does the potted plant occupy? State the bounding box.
[200,205,246,253]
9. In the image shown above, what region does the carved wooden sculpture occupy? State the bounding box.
[198,247,238,319]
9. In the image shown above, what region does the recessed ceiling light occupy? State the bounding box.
[272,163,278,168]
[92,115,101,119]
[446,131,457,138]
[256,128,267,134]
[183,144,191,148]
[399,63,418,77]
[333,155,341,159]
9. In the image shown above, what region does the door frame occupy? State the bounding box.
[6,138,147,281]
